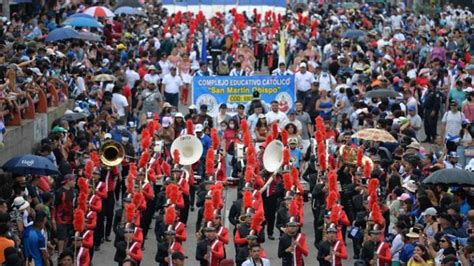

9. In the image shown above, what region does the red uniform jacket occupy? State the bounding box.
[209,239,225,266]
[375,241,391,266]
[129,241,143,262]
[142,182,154,201]
[95,181,107,199]
[89,194,102,213]
[170,240,184,255]
[293,233,309,266]
[178,177,189,196]
[132,227,143,244]
[234,228,249,246]
[335,208,350,241]
[86,211,97,230]
[77,246,90,266]
[174,222,187,242]
[82,230,94,249]
[332,240,348,266]
[216,226,229,245]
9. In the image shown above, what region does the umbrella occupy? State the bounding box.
[93,74,117,82]
[341,2,360,9]
[114,6,146,16]
[84,6,115,18]
[114,0,143,8]
[352,128,398,143]
[365,89,401,99]
[423,168,474,186]
[2,154,60,176]
[342,29,366,39]
[69,13,96,19]
[62,112,88,122]
[45,27,80,42]
[78,32,102,42]
[63,17,103,28]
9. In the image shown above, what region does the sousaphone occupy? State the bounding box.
[263,140,284,173]
[170,135,203,166]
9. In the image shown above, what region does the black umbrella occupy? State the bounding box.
[2,154,60,176]
[422,168,474,186]
[365,89,401,99]
[114,0,143,9]
[62,112,87,122]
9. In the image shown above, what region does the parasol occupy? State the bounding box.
[352,128,398,143]
[45,27,80,42]
[114,6,146,16]
[83,6,115,18]
[93,74,117,82]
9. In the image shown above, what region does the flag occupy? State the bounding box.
[201,30,208,63]
[278,30,286,64]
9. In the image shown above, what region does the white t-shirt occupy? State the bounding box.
[112,93,129,117]
[144,73,160,85]
[125,69,140,88]
[265,111,287,125]
[295,71,315,92]
[162,74,183,94]
[242,258,271,266]
[442,111,465,138]
[159,60,171,78]
[317,72,336,92]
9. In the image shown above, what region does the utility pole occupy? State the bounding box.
[2,0,9,20]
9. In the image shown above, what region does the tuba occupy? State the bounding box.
[99,140,125,167]
[170,135,203,165]
[263,140,284,173]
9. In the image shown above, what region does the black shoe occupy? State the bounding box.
[268,235,275,240]
[94,246,100,251]
[105,236,112,242]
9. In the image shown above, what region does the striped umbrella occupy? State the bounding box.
[83,6,115,18]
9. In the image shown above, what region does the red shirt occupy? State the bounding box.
[123,84,132,98]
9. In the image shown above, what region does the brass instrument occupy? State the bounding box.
[238,199,247,224]
[99,140,125,167]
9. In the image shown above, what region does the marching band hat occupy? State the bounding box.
[287,216,300,227]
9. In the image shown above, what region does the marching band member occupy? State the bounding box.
[236,210,266,265]
[360,224,391,266]
[155,225,185,265]
[278,216,309,266]
[213,210,229,245]
[196,221,225,266]
[317,223,348,266]
[242,243,271,266]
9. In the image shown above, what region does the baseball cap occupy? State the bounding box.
[397,193,411,201]
[407,105,416,112]
[174,112,184,118]
[421,207,438,217]
[195,124,203,132]
[299,62,307,68]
